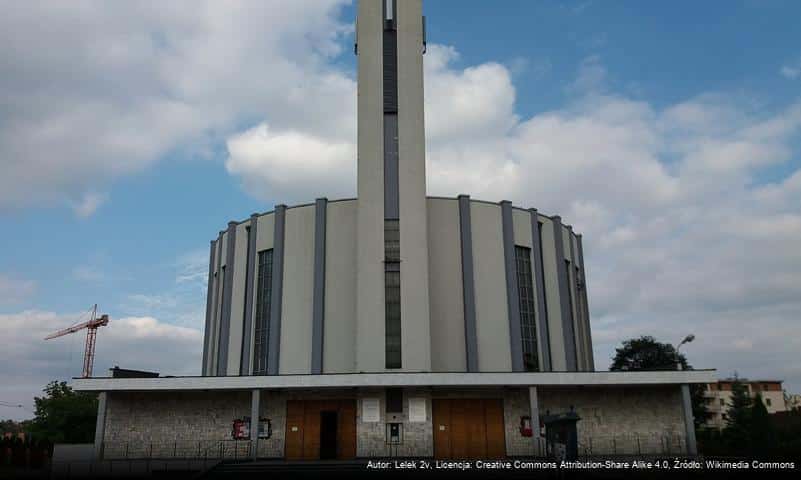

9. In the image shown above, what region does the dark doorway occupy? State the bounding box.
[319,411,338,460]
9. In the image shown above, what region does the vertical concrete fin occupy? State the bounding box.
[529,209,552,372]
[577,234,595,371]
[567,226,585,370]
[240,215,258,376]
[311,198,328,374]
[202,240,216,376]
[681,384,698,455]
[93,392,107,460]
[267,205,287,375]
[209,235,223,375]
[552,216,577,371]
[501,201,524,372]
[528,387,541,456]
[458,195,479,372]
[251,389,261,459]
[217,222,237,376]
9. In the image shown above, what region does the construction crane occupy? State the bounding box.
[44,304,109,378]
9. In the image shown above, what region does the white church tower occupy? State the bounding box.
[356,0,431,372]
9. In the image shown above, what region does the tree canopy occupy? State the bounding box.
[27,381,97,444]
[610,335,688,371]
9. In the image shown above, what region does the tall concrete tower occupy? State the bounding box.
[356,0,431,372]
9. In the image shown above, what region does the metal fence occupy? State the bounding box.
[574,433,686,457]
[101,440,253,461]
[98,433,686,461]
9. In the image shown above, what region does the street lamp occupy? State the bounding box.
[675,334,695,371]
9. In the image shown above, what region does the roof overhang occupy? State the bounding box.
[72,370,716,393]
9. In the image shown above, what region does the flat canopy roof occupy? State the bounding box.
[72,370,716,392]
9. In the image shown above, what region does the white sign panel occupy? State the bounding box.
[362,398,380,422]
[408,397,427,422]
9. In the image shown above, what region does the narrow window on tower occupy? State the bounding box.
[385,220,401,369]
[515,246,539,372]
[253,249,273,375]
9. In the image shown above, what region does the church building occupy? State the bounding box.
[75,0,713,462]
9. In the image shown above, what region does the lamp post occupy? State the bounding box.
[675,333,698,455]
[675,334,695,371]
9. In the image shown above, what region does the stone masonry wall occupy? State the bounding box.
[356,388,433,457]
[100,385,688,459]
[538,386,687,455]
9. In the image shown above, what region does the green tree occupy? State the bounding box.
[27,381,98,444]
[610,336,688,371]
[723,375,752,454]
[750,393,777,456]
[609,336,709,426]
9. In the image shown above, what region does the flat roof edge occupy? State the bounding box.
[72,370,717,392]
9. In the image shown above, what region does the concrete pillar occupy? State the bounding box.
[680,384,698,456]
[251,389,261,460]
[528,387,542,456]
[93,392,107,460]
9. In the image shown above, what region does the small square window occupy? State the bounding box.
[766,398,772,406]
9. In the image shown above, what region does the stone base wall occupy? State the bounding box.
[538,386,687,455]
[356,388,433,457]
[101,385,688,459]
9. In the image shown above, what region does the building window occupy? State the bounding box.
[515,246,539,372]
[385,220,401,369]
[766,398,772,407]
[253,249,273,375]
[720,399,725,406]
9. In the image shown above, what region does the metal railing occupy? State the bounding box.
[97,433,687,462]
[574,433,686,457]
[101,440,253,461]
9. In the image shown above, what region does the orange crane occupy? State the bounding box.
[44,304,109,378]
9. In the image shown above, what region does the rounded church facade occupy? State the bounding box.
[202,195,594,377]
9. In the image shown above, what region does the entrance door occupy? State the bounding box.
[432,399,506,459]
[285,400,356,460]
[319,411,338,460]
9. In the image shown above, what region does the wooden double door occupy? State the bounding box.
[432,399,506,459]
[285,399,356,460]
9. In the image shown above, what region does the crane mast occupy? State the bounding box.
[44,304,109,378]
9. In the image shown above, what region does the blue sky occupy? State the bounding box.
[2,0,801,419]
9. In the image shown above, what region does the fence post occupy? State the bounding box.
[636,435,641,456]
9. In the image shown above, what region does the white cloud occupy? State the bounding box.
[225,124,356,203]
[0,0,351,215]
[175,249,211,285]
[0,310,201,420]
[780,56,801,79]
[0,274,36,306]
[71,265,105,282]
[70,192,107,218]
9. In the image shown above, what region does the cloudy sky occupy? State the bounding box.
[2,0,801,420]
